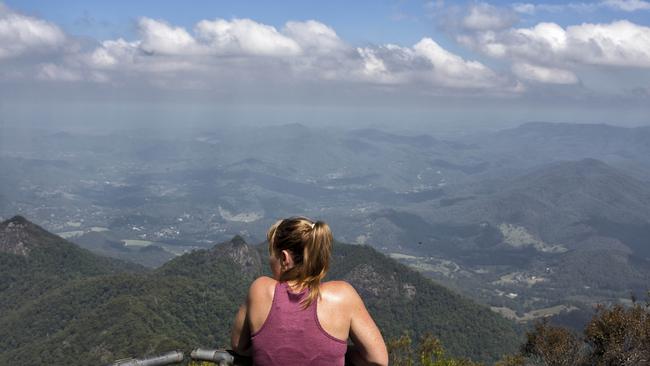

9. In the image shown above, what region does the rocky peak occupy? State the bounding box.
[0,215,54,256]
[211,236,262,277]
[3,215,29,225]
[229,235,248,247]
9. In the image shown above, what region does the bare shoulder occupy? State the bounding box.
[248,276,277,301]
[321,280,357,293]
[320,280,362,304]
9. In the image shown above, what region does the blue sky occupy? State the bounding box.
[1,1,650,128]
[5,0,437,44]
[8,0,649,42]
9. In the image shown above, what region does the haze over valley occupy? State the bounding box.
[3,121,650,329]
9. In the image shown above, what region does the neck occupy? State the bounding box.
[285,280,305,291]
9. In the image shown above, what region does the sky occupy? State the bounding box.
[1,0,650,130]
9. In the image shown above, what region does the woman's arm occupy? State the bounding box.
[230,302,251,356]
[231,276,275,356]
[343,284,388,366]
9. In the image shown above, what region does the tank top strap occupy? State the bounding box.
[251,281,283,338]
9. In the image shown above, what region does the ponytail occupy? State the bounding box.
[301,221,332,308]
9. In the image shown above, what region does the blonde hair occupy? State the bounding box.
[267,217,333,308]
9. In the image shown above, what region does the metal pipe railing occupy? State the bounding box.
[107,350,184,366]
[191,348,251,366]
[107,349,251,366]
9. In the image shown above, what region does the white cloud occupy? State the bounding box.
[352,39,517,91]
[195,18,301,56]
[82,18,309,77]
[567,20,650,67]
[0,4,595,95]
[138,18,200,55]
[356,46,402,84]
[357,47,387,75]
[72,13,510,92]
[457,22,567,64]
[511,22,568,60]
[0,5,65,59]
[462,20,650,69]
[87,38,139,69]
[462,3,518,31]
[512,62,579,84]
[602,0,650,11]
[283,20,346,54]
[413,38,504,88]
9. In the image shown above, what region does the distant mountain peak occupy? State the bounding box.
[210,236,262,277]
[0,215,58,256]
[3,215,33,227]
[2,215,141,280]
[229,234,248,247]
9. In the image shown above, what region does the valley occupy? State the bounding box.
[2,122,650,331]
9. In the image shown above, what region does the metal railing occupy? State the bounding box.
[107,349,251,366]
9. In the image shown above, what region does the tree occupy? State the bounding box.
[494,354,525,366]
[520,319,586,366]
[388,334,415,366]
[499,295,650,366]
[584,302,650,365]
[388,333,482,366]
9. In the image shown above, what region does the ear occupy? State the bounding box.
[280,249,295,269]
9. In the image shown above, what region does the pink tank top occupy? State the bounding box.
[250,281,348,366]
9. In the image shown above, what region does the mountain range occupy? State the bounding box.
[361,157,650,329]
[3,121,650,336]
[0,216,520,365]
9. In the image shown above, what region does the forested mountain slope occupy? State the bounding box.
[0,216,520,365]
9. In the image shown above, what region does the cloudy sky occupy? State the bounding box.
[2,0,650,129]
